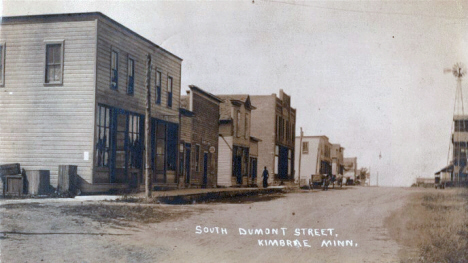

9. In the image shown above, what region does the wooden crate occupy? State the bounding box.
[5,175,23,196]
[0,163,22,197]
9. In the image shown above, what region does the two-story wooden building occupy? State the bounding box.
[294,135,332,180]
[180,85,222,188]
[250,90,296,184]
[216,95,260,187]
[0,12,182,193]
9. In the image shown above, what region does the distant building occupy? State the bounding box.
[294,135,332,182]
[331,144,345,179]
[343,157,358,183]
[0,13,182,193]
[216,95,259,187]
[180,85,222,188]
[435,115,468,183]
[250,90,296,184]
[357,167,368,185]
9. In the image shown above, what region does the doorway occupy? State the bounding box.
[185,143,191,184]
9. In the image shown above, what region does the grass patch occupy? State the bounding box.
[386,189,468,262]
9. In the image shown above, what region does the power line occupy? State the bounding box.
[261,0,468,20]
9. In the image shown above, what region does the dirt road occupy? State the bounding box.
[0,187,420,263]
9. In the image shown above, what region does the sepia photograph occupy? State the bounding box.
[0,0,467,262]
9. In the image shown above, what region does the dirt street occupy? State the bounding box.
[0,187,421,263]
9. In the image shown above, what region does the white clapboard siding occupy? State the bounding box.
[217,136,233,187]
[0,19,97,186]
[95,17,182,120]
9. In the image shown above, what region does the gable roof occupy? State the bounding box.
[216,94,256,110]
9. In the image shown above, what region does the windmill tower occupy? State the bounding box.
[447,63,467,185]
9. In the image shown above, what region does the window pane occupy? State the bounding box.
[54,65,61,81]
[105,128,110,147]
[168,77,172,92]
[53,45,61,64]
[128,59,134,77]
[0,45,3,83]
[111,51,117,69]
[47,45,54,64]
[157,72,161,86]
[157,139,165,154]
[105,108,110,126]
[245,114,249,138]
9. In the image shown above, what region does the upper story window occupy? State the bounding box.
[455,120,468,132]
[236,110,241,137]
[276,116,280,140]
[302,142,309,154]
[291,123,295,142]
[45,42,64,84]
[167,76,173,107]
[110,50,118,90]
[156,71,161,104]
[0,43,5,86]
[195,144,201,172]
[127,57,134,95]
[244,113,249,139]
[279,117,284,140]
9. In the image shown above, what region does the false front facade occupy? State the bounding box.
[217,95,259,187]
[294,135,332,181]
[180,85,221,188]
[0,13,182,193]
[250,90,296,184]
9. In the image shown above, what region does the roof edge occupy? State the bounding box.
[1,12,183,61]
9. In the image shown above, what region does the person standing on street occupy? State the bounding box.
[262,166,269,188]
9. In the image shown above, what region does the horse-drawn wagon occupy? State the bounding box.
[309,174,333,190]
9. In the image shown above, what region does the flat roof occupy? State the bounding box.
[1,12,183,61]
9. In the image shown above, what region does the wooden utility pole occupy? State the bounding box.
[298,127,303,188]
[145,54,152,199]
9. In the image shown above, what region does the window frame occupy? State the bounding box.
[244,113,249,139]
[236,110,241,138]
[110,49,119,90]
[155,70,162,104]
[95,104,112,168]
[167,75,173,108]
[302,141,309,154]
[155,122,167,172]
[127,113,142,169]
[195,144,201,172]
[44,40,64,86]
[126,56,135,95]
[0,42,5,87]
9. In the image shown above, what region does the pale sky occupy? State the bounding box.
[2,0,468,186]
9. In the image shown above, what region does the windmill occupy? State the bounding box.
[445,63,467,185]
